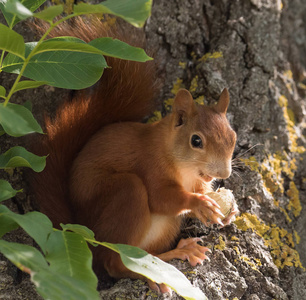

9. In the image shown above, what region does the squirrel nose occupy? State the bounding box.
[208,163,232,179]
[216,169,231,179]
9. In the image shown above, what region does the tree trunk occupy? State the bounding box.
[1,0,306,299]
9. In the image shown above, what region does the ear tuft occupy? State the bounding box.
[214,88,230,114]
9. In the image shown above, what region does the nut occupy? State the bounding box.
[205,187,235,219]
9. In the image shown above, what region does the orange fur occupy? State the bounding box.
[30,18,237,284]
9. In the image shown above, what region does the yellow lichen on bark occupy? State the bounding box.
[198,52,223,62]
[287,181,302,217]
[171,78,184,95]
[235,213,305,270]
[147,111,162,123]
[179,61,187,69]
[241,153,301,221]
[278,95,306,154]
[214,236,226,251]
[194,95,205,105]
[189,76,198,93]
[241,152,297,195]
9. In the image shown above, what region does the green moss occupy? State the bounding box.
[235,213,305,270]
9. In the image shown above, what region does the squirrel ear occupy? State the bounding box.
[172,89,195,126]
[173,89,195,114]
[214,88,230,114]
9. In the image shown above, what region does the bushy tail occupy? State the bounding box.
[30,17,159,227]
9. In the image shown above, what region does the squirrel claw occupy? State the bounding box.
[147,280,172,295]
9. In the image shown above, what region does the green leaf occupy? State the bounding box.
[0,240,49,272]
[103,243,207,300]
[2,49,107,89]
[1,42,35,74]
[34,39,106,56]
[42,36,86,44]
[32,268,100,300]
[4,0,33,21]
[0,208,53,253]
[0,0,46,27]
[17,0,46,12]
[33,4,63,22]
[0,23,25,58]
[0,180,21,202]
[102,0,152,28]
[0,85,6,99]
[46,231,98,287]
[14,80,47,92]
[0,102,43,137]
[89,37,152,62]
[0,237,99,300]
[0,205,19,237]
[60,223,96,241]
[0,125,5,136]
[0,146,46,172]
[23,100,32,111]
[74,0,152,28]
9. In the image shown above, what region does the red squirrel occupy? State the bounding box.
[31,17,237,292]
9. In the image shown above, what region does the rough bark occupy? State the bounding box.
[1,0,306,299]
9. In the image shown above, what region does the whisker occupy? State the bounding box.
[231,161,257,167]
[232,166,244,172]
[232,143,263,161]
[231,170,242,179]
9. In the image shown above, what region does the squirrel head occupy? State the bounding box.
[170,88,236,183]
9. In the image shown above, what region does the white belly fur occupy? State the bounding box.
[138,214,178,250]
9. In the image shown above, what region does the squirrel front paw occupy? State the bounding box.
[192,194,225,226]
[153,237,211,294]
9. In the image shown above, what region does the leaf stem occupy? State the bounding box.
[17,262,32,275]
[3,27,53,107]
[83,238,121,254]
[0,51,5,69]
[3,12,81,107]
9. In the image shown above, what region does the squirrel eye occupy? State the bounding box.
[191,135,203,148]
